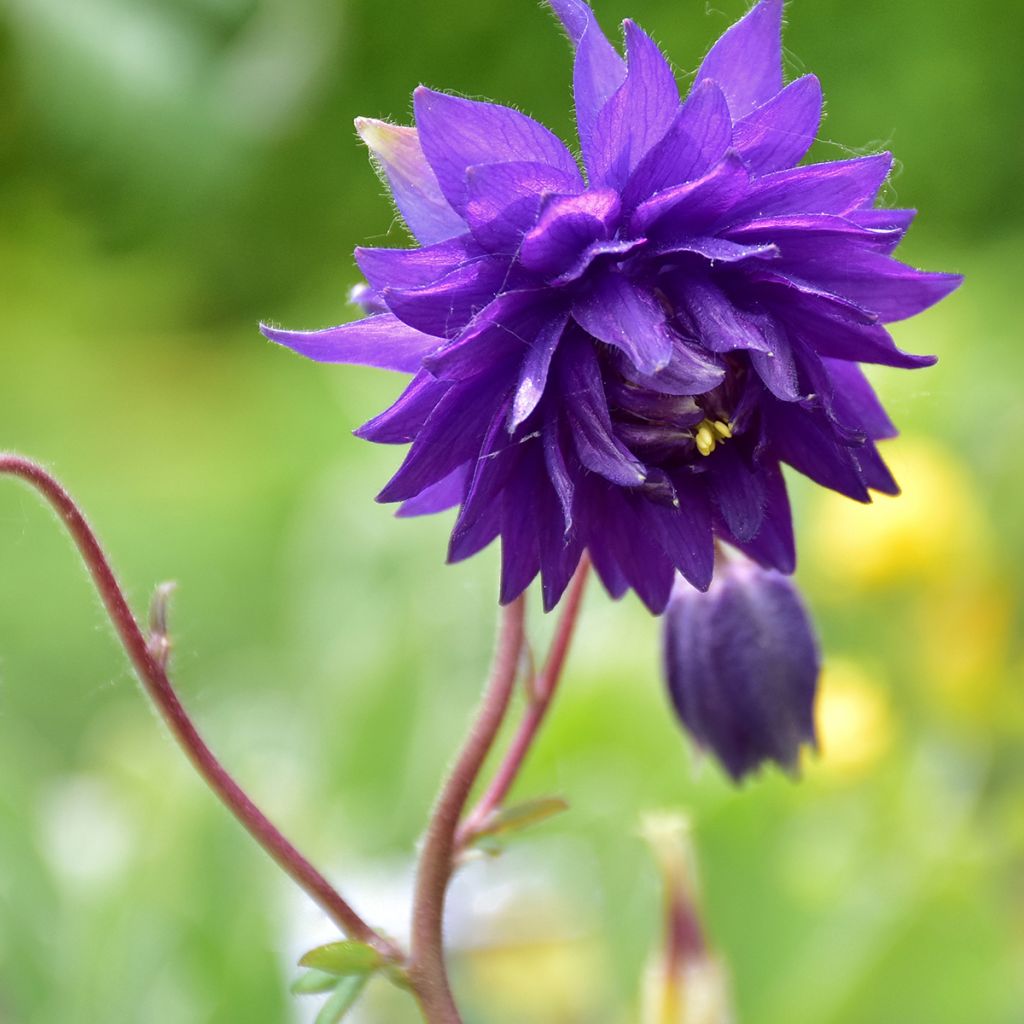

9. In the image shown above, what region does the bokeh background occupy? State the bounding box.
[1,0,1021,1021]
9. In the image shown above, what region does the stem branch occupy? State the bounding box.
[408,596,527,1023]
[0,454,398,959]
[455,555,590,848]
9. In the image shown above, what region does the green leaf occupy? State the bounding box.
[314,974,369,1024]
[475,797,570,840]
[291,969,341,996]
[299,940,382,977]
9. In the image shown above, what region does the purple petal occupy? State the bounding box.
[617,336,725,396]
[630,154,751,236]
[573,273,674,373]
[780,295,935,369]
[848,208,917,234]
[355,369,452,444]
[733,75,822,175]
[694,0,784,118]
[464,161,583,253]
[538,493,585,611]
[511,310,571,429]
[356,234,480,293]
[749,318,801,400]
[413,87,582,216]
[500,487,542,604]
[382,255,518,339]
[546,0,627,155]
[377,371,512,503]
[260,313,439,372]
[449,399,526,562]
[716,460,795,573]
[766,401,871,502]
[621,80,732,210]
[667,275,773,355]
[423,289,558,380]
[650,473,715,590]
[822,359,897,441]
[708,445,766,542]
[725,153,894,224]
[355,119,465,245]
[774,249,963,322]
[543,411,576,529]
[396,463,469,517]
[651,235,778,263]
[586,20,681,190]
[519,189,621,278]
[558,335,647,485]
[726,213,903,258]
[852,441,900,496]
[548,237,647,287]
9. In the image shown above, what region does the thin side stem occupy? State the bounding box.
[0,454,398,960]
[408,596,527,1024]
[455,555,590,848]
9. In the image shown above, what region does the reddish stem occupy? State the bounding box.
[0,454,398,959]
[409,596,527,1024]
[455,554,590,849]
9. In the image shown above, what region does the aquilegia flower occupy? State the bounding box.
[261,0,960,615]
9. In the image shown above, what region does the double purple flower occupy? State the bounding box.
[263,0,959,777]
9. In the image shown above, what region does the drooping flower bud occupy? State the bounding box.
[663,553,820,781]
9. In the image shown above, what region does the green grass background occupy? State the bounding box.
[1,1,1021,1021]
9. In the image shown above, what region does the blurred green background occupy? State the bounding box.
[1,0,1021,1021]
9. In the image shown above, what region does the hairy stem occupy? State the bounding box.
[0,454,398,960]
[409,596,527,1024]
[455,555,590,848]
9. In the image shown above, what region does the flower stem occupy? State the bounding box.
[0,454,399,960]
[408,595,527,1023]
[455,555,590,849]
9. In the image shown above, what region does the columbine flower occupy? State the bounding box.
[261,0,960,614]
[663,550,819,780]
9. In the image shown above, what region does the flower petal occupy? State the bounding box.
[377,371,513,502]
[260,313,439,372]
[413,87,582,215]
[356,234,481,293]
[382,255,519,338]
[464,161,583,253]
[573,273,674,374]
[519,189,621,277]
[667,275,774,355]
[694,0,784,118]
[732,75,822,175]
[511,310,572,429]
[546,0,627,154]
[620,79,732,210]
[630,154,751,236]
[396,463,469,517]
[586,20,681,190]
[355,369,452,444]
[558,335,647,485]
[355,119,466,245]
[725,153,894,223]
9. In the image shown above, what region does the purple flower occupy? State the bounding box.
[663,551,819,780]
[262,0,960,614]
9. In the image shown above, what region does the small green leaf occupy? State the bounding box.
[299,940,382,977]
[291,969,341,996]
[314,974,369,1024]
[475,797,569,840]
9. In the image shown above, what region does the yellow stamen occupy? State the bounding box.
[694,423,717,457]
[694,419,732,456]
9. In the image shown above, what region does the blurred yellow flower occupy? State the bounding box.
[811,659,895,779]
[809,437,989,589]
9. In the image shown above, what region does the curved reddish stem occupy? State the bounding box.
[409,596,527,1023]
[456,554,590,849]
[0,454,399,959]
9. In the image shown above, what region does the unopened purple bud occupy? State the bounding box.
[663,553,820,782]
